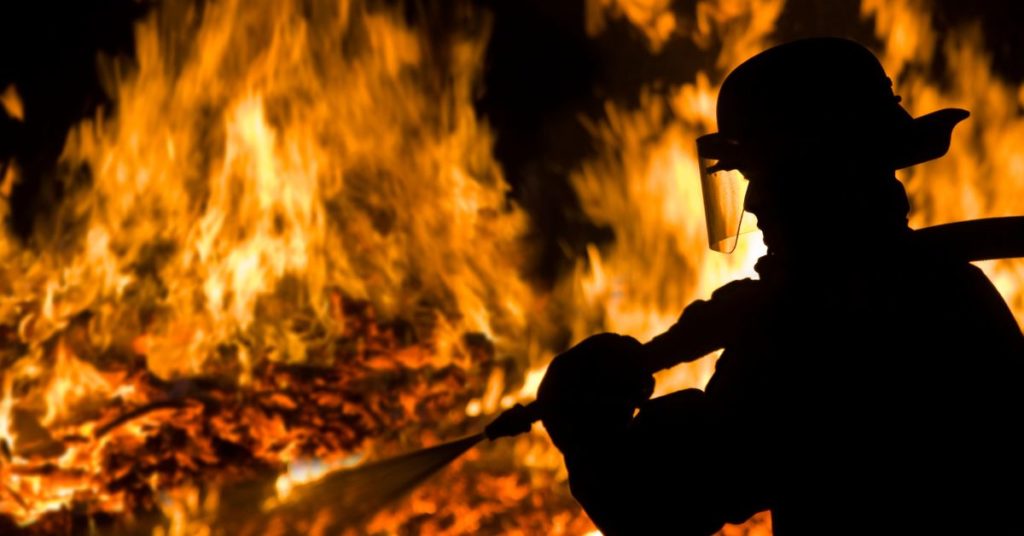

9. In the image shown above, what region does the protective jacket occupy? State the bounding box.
[551,237,1024,535]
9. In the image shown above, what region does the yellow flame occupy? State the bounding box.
[0,373,14,450]
[569,0,777,396]
[42,339,113,426]
[50,0,533,379]
[868,0,1024,326]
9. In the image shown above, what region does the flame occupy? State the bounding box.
[42,339,114,426]
[864,0,1024,322]
[585,0,678,52]
[52,0,533,379]
[569,0,778,397]
[0,0,548,531]
[0,85,23,122]
[0,0,1020,534]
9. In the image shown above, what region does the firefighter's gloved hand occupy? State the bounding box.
[537,333,654,455]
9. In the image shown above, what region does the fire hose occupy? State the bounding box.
[264,216,1024,527]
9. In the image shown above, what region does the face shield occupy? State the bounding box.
[696,134,759,253]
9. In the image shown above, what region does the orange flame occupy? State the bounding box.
[0,85,23,122]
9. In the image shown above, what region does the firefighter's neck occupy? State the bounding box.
[758,172,911,275]
[760,217,911,282]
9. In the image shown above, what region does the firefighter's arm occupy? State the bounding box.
[537,334,761,535]
[643,278,765,370]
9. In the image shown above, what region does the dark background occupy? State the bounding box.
[1,0,1021,283]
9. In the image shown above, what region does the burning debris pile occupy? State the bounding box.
[0,298,472,533]
[0,0,579,533]
[0,0,1021,534]
[0,295,581,535]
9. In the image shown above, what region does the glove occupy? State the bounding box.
[537,333,654,455]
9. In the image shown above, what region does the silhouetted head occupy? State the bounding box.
[697,37,968,258]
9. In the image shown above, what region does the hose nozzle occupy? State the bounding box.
[483,402,540,440]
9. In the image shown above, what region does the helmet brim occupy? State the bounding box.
[697,107,970,172]
[889,107,970,169]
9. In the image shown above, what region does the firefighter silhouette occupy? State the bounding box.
[537,38,1024,535]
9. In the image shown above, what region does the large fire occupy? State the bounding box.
[0,0,1020,534]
